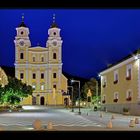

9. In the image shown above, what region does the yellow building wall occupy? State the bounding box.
[101,60,138,105]
[20,95,32,105]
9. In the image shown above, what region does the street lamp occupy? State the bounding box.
[68,86,74,112]
[71,79,81,115]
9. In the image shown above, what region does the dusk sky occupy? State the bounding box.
[1,9,140,79]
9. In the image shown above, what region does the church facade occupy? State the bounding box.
[14,15,69,106]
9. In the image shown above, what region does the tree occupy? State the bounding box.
[81,77,98,101]
[1,77,33,105]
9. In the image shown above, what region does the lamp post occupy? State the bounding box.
[71,79,81,115]
[68,86,74,112]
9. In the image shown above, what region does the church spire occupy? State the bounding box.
[50,13,58,28]
[19,13,27,27]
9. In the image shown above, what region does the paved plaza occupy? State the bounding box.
[0,106,140,131]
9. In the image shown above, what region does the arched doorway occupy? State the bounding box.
[40,96,45,105]
[64,98,69,106]
[32,96,36,105]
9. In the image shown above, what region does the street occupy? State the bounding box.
[0,106,140,131]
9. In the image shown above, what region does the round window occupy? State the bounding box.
[53,32,56,35]
[21,31,24,35]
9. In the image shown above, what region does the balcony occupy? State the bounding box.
[126,76,131,80]
[113,98,118,102]
[113,80,118,84]
[102,100,106,104]
[126,96,132,101]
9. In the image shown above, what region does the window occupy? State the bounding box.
[53,32,56,35]
[53,84,56,89]
[114,70,118,84]
[113,92,119,102]
[41,73,44,79]
[20,73,24,79]
[126,90,132,101]
[53,53,57,59]
[20,52,24,59]
[53,73,56,78]
[102,76,107,88]
[41,84,44,91]
[33,73,36,79]
[33,57,35,62]
[41,57,44,62]
[102,95,106,104]
[126,64,132,80]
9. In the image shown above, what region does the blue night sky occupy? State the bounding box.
[0,9,140,79]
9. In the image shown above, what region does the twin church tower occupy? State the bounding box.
[14,15,69,105]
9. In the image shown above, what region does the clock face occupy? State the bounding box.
[19,41,25,46]
[52,41,57,46]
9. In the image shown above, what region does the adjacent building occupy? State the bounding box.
[100,49,140,115]
[0,67,8,87]
[14,15,69,106]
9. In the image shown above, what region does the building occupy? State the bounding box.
[0,67,8,87]
[14,15,69,106]
[100,49,140,115]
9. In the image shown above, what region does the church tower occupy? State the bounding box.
[14,14,31,84]
[47,14,63,94]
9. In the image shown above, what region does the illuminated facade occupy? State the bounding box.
[100,50,140,115]
[0,67,8,87]
[14,15,69,105]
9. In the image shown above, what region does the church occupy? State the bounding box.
[14,15,70,106]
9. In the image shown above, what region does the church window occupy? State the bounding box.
[53,53,57,59]
[53,73,56,78]
[53,84,56,89]
[41,73,44,79]
[33,73,36,79]
[20,73,24,79]
[33,57,35,62]
[41,57,44,62]
[20,53,24,59]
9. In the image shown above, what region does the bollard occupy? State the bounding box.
[47,121,53,130]
[111,114,115,119]
[100,112,103,118]
[0,126,4,131]
[129,120,135,127]
[33,119,42,130]
[106,120,112,128]
[135,118,139,124]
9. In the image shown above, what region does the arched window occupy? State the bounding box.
[20,52,24,59]
[53,53,56,59]
[33,56,35,62]
[41,57,44,62]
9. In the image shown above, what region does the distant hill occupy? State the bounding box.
[0,66,91,87]
[62,71,89,88]
[1,66,15,77]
